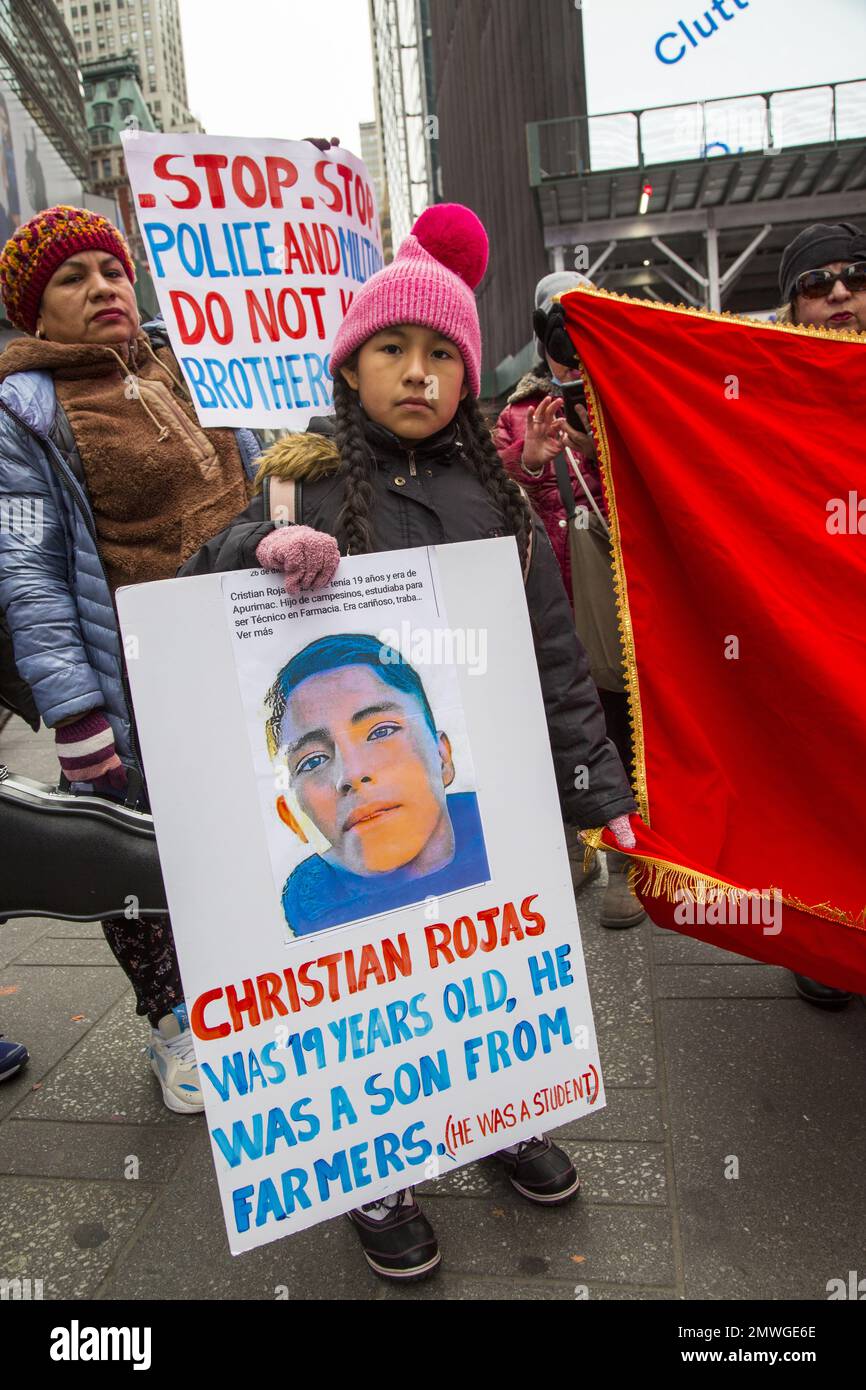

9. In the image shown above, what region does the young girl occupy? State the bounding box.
[182,203,637,1282]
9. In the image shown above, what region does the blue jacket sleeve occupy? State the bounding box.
[0,416,104,726]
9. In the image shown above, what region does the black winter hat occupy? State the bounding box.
[779,222,866,301]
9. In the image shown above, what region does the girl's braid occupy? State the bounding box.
[457,394,531,572]
[333,374,376,555]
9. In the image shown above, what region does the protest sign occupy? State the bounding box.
[117,539,604,1254]
[120,132,383,429]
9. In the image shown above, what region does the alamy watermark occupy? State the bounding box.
[0,496,43,544]
[674,885,782,935]
[378,622,488,677]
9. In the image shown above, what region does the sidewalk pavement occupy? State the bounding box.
[2,712,865,1302]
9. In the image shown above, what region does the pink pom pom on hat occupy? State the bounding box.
[330,203,488,398]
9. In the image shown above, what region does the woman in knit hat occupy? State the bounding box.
[182,202,638,1282]
[777,221,866,333]
[0,205,262,1114]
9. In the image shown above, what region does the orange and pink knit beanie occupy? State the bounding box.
[330,203,488,397]
[0,205,135,334]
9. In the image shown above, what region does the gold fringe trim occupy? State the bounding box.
[579,831,866,933]
[571,292,866,934]
[554,282,866,344]
[579,370,650,823]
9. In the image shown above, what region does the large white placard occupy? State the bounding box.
[121,132,383,429]
[117,539,605,1254]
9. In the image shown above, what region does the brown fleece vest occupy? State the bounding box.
[1,333,250,592]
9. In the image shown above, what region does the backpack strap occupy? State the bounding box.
[262,475,297,526]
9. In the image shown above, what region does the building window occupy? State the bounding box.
[119,98,133,118]
[83,82,93,99]
[107,79,118,96]
[102,158,112,178]
[94,102,111,121]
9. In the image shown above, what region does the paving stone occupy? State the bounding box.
[39,923,106,940]
[655,964,795,999]
[560,1142,667,1204]
[0,918,52,968]
[651,931,759,966]
[580,919,653,1029]
[0,967,131,1122]
[554,1086,665,1142]
[13,936,118,967]
[661,998,866,1300]
[14,992,190,1125]
[596,1023,656,1087]
[96,1126,374,1301]
[0,1118,189,1184]
[378,1274,678,1301]
[419,1194,675,1286]
[0,1176,154,1299]
[0,715,56,777]
[421,1143,666,1205]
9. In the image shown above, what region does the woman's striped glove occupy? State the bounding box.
[55,711,127,793]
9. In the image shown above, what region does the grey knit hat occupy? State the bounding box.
[534,270,594,317]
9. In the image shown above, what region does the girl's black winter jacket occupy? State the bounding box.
[180,416,636,830]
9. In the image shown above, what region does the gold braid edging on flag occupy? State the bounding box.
[579,827,866,932]
[574,300,866,936]
[581,370,650,825]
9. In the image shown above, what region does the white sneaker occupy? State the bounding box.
[147,1003,204,1114]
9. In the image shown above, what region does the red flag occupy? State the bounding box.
[562,287,866,992]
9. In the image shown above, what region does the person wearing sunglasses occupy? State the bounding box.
[778,222,866,333]
[777,222,865,1012]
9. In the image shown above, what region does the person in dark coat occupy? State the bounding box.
[493,273,605,597]
[495,272,645,929]
[181,202,637,1285]
[776,221,866,1009]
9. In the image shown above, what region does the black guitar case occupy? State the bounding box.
[0,762,169,922]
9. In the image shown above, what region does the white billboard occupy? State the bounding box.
[581,0,866,169]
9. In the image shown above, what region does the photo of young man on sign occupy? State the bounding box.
[264,633,490,937]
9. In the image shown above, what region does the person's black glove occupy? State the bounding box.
[532,301,581,372]
[304,137,341,152]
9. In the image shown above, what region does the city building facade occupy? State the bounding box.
[0,0,108,246]
[368,0,438,248]
[53,0,201,132]
[426,0,589,395]
[359,117,391,260]
[82,52,159,316]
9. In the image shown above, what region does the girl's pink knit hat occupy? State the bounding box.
[330,203,488,397]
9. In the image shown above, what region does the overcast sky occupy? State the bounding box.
[177,0,376,158]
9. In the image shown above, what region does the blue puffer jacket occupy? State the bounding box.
[0,322,260,775]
